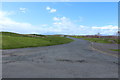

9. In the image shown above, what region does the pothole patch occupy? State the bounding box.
[113,62,120,65]
[2,61,16,64]
[56,59,86,63]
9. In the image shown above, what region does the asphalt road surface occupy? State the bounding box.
[2,37,118,78]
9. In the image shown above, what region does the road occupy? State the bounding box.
[2,37,118,78]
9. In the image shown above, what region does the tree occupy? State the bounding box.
[118,31,120,36]
[96,32,101,38]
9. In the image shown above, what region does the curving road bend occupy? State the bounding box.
[2,37,118,78]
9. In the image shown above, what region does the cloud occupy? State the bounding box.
[50,9,57,13]
[46,6,51,10]
[53,17,68,22]
[0,11,15,18]
[53,17,60,21]
[53,22,62,25]
[0,11,118,35]
[0,11,44,34]
[0,11,62,34]
[92,25,118,29]
[19,8,26,13]
[46,6,57,13]
[91,25,118,35]
[52,16,118,35]
[52,16,86,35]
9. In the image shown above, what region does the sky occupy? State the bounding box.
[0,2,118,35]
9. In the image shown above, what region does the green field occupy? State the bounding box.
[1,32,73,49]
[84,38,120,44]
[71,36,120,44]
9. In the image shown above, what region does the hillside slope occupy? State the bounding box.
[1,32,73,49]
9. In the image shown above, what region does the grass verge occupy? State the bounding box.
[71,36,120,44]
[1,32,73,49]
[110,49,120,52]
[83,38,120,44]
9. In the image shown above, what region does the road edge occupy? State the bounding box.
[90,42,118,58]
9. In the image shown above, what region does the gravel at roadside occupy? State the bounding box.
[91,42,118,57]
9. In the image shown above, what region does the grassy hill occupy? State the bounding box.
[1,32,73,49]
